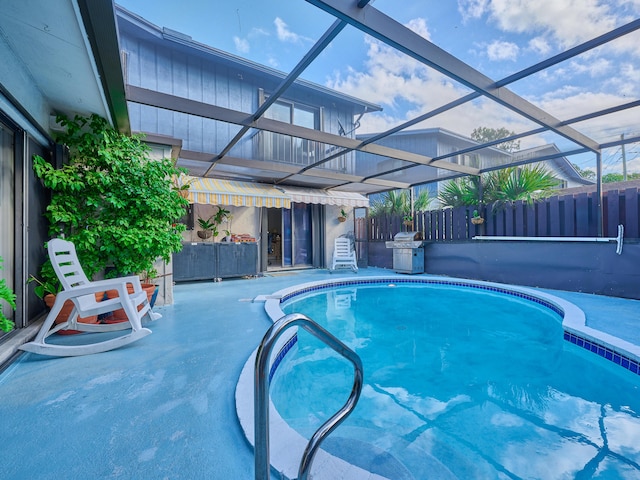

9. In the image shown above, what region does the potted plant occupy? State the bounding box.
[338,208,348,222]
[0,256,16,333]
[32,113,187,311]
[403,214,413,227]
[471,209,484,225]
[28,272,101,334]
[197,216,216,239]
[197,206,230,240]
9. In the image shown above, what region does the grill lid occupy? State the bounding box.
[385,231,424,248]
[393,231,423,241]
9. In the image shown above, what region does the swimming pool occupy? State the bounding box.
[237,277,640,479]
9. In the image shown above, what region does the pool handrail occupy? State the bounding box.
[254,313,364,480]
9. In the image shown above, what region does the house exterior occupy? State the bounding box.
[358,128,593,204]
[115,6,377,274]
[0,0,127,356]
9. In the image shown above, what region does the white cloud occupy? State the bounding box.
[528,36,552,56]
[485,0,621,49]
[486,40,519,61]
[568,58,612,77]
[274,17,311,44]
[233,36,250,53]
[405,18,432,41]
[326,34,534,137]
[458,0,490,22]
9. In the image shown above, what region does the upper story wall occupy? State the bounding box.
[116,8,377,172]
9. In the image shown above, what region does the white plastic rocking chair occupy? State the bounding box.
[330,237,358,273]
[20,238,160,357]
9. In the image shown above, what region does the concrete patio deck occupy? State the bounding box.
[1,267,639,479]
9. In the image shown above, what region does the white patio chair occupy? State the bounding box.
[20,238,159,357]
[330,237,358,273]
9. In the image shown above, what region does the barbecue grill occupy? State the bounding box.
[385,231,424,274]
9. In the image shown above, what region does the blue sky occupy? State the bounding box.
[116,0,640,175]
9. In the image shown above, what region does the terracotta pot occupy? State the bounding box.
[197,230,212,239]
[471,217,484,225]
[44,293,102,335]
[338,216,347,223]
[104,283,156,323]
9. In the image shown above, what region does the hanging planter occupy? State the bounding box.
[471,209,484,225]
[197,229,213,239]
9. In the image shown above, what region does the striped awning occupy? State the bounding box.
[184,176,291,208]
[279,186,369,207]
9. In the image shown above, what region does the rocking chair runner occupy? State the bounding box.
[20,238,160,357]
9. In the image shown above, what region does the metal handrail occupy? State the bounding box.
[254,313,364,480]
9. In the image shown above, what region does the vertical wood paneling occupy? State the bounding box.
[495,208,504,236]
[602,194,609,237]
[549,196,561,236]
[562,194,575,236]
[575,193,589,236]
[514,201,525,236]
[606,190,620,238]
[367,190,640,242]
[589,195,598,237]
[526,203,536,236]
[429,210,437,240]
[485,208,495,236]
[537,201,548,236]
[624,188,639,238]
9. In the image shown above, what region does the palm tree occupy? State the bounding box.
[369,188,434,217]
[438,165,559,208]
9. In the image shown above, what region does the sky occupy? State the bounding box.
[116,0,640,175]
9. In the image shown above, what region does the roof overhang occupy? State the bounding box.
[0,0,128,137]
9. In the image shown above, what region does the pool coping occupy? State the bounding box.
[236,275,640,479]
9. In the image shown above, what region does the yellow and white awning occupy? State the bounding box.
[181,176,369,208]
[278,186,369,207]
[184,176,291,208]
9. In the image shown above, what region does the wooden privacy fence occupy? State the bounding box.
[361,187,640,241]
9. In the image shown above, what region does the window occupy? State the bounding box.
[0,120,14,333]
[261,98,320,166]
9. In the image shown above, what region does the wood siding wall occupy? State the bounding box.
[362,187,640,242]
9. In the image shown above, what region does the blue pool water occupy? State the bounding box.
[272,283,640,479]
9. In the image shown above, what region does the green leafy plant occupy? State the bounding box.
[439,165,559,209]
[369,189,433,217]
[0,257,17,332]
[197,206,230,238]
[197,216,217,231]
[32,113,188,281]
[340,208,348,219]
[472,209,481,219]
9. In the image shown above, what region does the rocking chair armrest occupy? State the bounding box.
[86,276,143,292]
[58,277,142,300]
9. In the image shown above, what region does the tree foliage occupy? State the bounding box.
[369,189,434,217]
[602,172,640,183]
[572,163,596,180]
[438,164,559,208]
[0,257,16,332]
[33,114,188,290]
[471,126,520,153]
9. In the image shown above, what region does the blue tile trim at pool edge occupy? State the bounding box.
[564,331,640,375]
[269,333,298,383]
[279,278,564,317]
[275,277,640,378]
